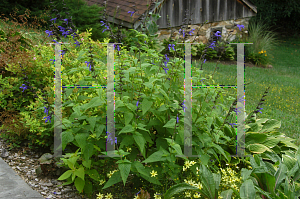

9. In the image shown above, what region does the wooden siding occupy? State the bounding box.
[156,0,256,29]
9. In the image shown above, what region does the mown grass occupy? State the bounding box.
[195,35,300,146]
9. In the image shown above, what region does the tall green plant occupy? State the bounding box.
[244,18,279,66]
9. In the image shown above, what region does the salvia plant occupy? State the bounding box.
[1,0,298,198]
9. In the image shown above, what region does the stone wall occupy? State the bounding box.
[155,17,251,44]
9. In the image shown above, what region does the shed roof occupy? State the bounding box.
[84,0,257,29]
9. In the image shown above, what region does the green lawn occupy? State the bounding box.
[193,36,300,146]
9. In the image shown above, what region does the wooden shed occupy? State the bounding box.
[85,0,257,43]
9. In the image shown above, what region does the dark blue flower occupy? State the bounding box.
[50,59,55,64]
[128,11,135,17]
[229,123,237,128]
[238,95,246,103]
[214,31,222,39]
[237,24,245,31]
[50,18,57,23]
[100,21,105,26]
[209,41,216,49]
[74,40,81,47]
[45,30,53,37]
[114,44,120,51]
[165,54,169,62]
[60,50,66,58]
[136,101,139,107]
[102,25,110,33]
[63,18,68,25]
[188,29,195,35]
[234,107,242,114]
[203,59,206,63]
[176,114,179,124]
[19,84,28,92]
[168,44,175,51]
[85,61,91,71]
[106,132,117,145]
[163,67,169,74]
[181,102,186,112]
[257,108,263,113]
[43,115,51,123]
[164,61,168,68]
[44,107,49,115]
[179,29,185,38]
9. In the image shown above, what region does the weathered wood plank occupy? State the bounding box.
[236,1,244,19]
[209,0,213,22]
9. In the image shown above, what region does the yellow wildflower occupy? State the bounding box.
[96,193,104,199]
[105,193,113,199]
[150,170,158,177]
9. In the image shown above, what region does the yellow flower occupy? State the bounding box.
[96,193,104,199]
[105,193,113,199]
[196,167,199,174]
[133,195,140,199]
[190,160,196,166]
[184,161,192,168]
[194,182,203,190]
[185,191,191,197]
[265,54,267,56]
[154,192,162,199]
[264,51,266,53]
[183,166,187,171]
[194,192,201,198]
[99,179,106,185]
[150,170,158,177]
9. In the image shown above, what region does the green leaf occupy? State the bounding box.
[259,119,281,133]
[220,189,233,199]
[86,169,100,181]
[81,97,105,112]
[82,160,91,169]
[133,161,150,177]
[211,143,229,162]
[248,143,273,154]
[199,165,216,198]
[142,99,153,115]
[133,132,146,157]
[163,118,176,129]
[274,163,288,190]
[61,130,74,150]
[124,112,134,125]
[83,179,93,194]
[240,179,256,199]
[158,88,170,102]
[58,170,73,181]
[245,132,268,145]
[95,124,105,138]
[74,166,85,181]
[142,150,164,163]
[83,143,94,160]
[254,186,273,199]
[118,162,132,186]
[163,183,199,199]
[102,171,122,189]
[74,177,85,193]
[75,133,88,150]
[119,125,135,134]
[86,117,97,132]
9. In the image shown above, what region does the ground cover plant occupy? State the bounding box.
[0,0,300,198]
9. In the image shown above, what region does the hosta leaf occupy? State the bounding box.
[240,179,256,199]
[220,189,233,199]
